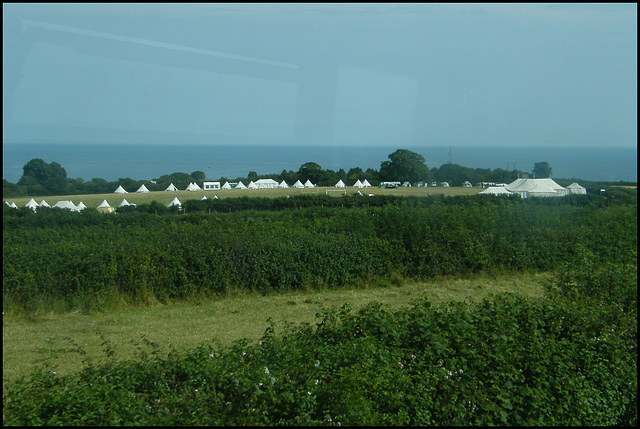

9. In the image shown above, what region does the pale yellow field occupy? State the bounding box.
[5,186,483,209]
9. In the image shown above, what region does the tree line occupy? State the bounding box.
[4,149,564,198]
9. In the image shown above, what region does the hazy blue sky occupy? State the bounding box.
[3,3,637,148]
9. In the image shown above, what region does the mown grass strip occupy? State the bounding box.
[2,272,548,388]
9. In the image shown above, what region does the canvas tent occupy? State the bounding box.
[505,178,569,198]
[114,185,128,194]
[279,180,290,188]
[118,199,135,208]
[334,179,346,188]
[136,184,150,193]
[25,198,38,211]
[480,187,513,196]
[352,180,364,188]
[304,180,315,188]
[221,181,232,190]
[362,179,372,187]
[567,183,587,195]
[165,183,178,192]
[185,182,201,191]
[247,181,258,189]
[235,181,247,190]
[53,200,79,211]
[201,195,207,200]
[97,200,114,213]
[255,179,279,189]
[76,201,87,210]
[167,197,182,208]
[292,180,304,189]
[38,200,50,208]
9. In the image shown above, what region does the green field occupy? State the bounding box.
[5,185,482,209]
[2,272,548,388]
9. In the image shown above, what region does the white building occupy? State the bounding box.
[203,181,221,190]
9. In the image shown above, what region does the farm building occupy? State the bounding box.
[203,181,221,190]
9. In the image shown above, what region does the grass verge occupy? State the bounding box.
[2,271,549,391]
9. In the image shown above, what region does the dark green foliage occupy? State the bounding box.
[4,286,635,425]
[3,194,636,314]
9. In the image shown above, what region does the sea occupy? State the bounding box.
[2,143,637,184]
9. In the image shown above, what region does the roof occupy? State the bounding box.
[505,178,568,196]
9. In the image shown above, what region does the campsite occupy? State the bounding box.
[3,182,637,425]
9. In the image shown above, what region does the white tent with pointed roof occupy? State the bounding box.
[165,183,178,192]
[247,181,258,189]
[334,179,346,188]
[353,179,364,188]
[279,180,290,188]
[114,185,128,194]
[53,200,78,210]
[97,200,114,213]
[221,181,232,190]
[167,197,182,208]
[304,180,315,188]
[235,181,247,190]
[38,199,50,208]
[186,182,201,191]
[76,201,87,210]
[201,195,207,200]
[9,202,18,209]
[362,179,372,187]
[118,199,136,208]
[136,184,150,193]
[25,198,38,210]
[292,180,304,189]
[567,183,587,195]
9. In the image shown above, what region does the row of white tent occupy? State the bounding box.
[113,178,377,194]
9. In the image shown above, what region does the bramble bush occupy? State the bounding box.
[4,282,636,425]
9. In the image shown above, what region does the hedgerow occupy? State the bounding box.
[3,195,636,314]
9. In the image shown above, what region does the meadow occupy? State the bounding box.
[5,185,482,209]
[3,188,636,425]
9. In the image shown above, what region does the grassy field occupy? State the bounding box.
[2,271,549,389]
[5,186,482,209]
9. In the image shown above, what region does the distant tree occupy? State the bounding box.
[379,149,431,184]
[191,170,206,181]
[247,171,259,182]
[298,162,323,184]
[18,158,68,195]
[347,167,365,183]
[532,162,553,178]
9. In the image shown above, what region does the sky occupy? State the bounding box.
[2,3,637,149]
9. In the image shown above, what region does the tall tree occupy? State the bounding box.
[379,149,431,183]
[532,162,552,178]
[18,158,68,195]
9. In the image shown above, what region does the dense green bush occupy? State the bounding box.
[3,195,636,314]
[4,286,635,425]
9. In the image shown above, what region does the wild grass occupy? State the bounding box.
[5,186,482,209]
[2,271,548,390]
